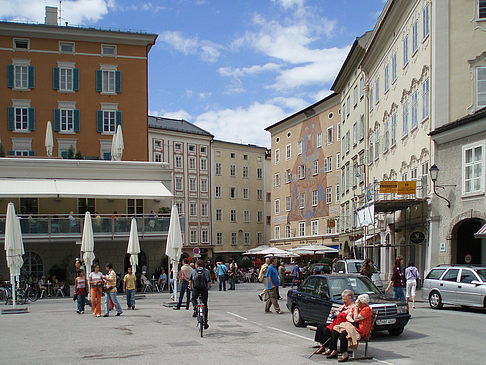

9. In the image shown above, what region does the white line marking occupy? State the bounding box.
[375,360,395,365]
[226,312,248,320]
[267,326,315,342]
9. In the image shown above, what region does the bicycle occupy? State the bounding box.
[196,295,206,337]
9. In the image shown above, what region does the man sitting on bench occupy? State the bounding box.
[327,293,373,362]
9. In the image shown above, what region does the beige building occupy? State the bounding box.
[148,116,213,258]
[265,93,341,250]
[211,140,270,260]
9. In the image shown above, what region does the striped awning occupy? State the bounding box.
[474,223,486,238]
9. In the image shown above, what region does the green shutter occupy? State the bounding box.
[115,111,122,128]
[97,110,103,132]
[28,108,35,131]
[7,107,14,130]
[53,67,59,90]
[7,65,14,88]
[61,151,68,159]
[115,70,121,93]
[29,150,35,156]
[103,152,111,160]
[73,68,79,91]
[74,109,80,132]
[54,109,60,131]
[8,150,15,156]
[28,66,35,89]
[96,70,102,92]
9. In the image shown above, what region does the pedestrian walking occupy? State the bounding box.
[278,261,286,288]
[258,258,270,301]
[216,261,227,291]
[190,259,211,329]
[405,262,420,308]
[74,269,88,314]
[103,263,123,317]
[89,263,104,317]
[174,258,193,310]
[385,256,406,302]
[265,257,283,314]
[291,262,301,287]
[123,266,137,310]
[228,260,237,290]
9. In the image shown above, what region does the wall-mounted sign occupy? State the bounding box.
[465,254,472,264]
[410,231,425,244]
[380,181,398,193]
[397,181,416,195]
[439,242,446,252]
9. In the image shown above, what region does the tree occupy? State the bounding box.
[75,150,83,160]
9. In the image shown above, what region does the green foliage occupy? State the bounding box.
[67,146,75,159]
[74,150,83,159]
[238,257,252,269]
[158,207,171,214]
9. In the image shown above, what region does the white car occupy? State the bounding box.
[333,259,384,289]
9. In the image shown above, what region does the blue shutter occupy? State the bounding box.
[7,107,14,130]
[95,70,102,92]
[73,109,80,132]
[96,110,103,132]
[115,70,121,93]
[28,108,35,131]
[115,111,122,128]
[73,68,79,91]
[103,152,111,160]
[53,67,59,90]
[8,150,15,156]
[54,109,61,131]
[28,150,35,156]
[61,151,68,159]
[28,66,35,89]
[7,65,14,88]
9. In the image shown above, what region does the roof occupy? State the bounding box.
[429,107,486,136]
[148,116,213,138]
[213,139,268,150]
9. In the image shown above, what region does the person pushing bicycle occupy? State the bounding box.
[189,259,211,329]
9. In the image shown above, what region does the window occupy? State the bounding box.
[98,68,120,94]
[201,229,209,243]
[175,156,182,168]
[189,178,197,192]
[257,189,263,200]
[337,123,341,140]
[274,226,280,240]
[14,38,29,49]
[298,140,303,155]
[384,64,389,92]
[411,90,418,129]
[243,188,249,199]
[54,64,79,92]
[342,103,346,121]
[463,142,484,194]
[189,144,196,153]
[312,190,318,206]
[346,131,350,153]
[60,108,74,132]
[384,120,390,152]
[257,232,263,244]
[286,225,291,238]
[369,88,373,111]
[174,142,182,152]
[299,193,305,209]
[412,20,418,54]
[353,86,358,106]
[274,173,280,187]
[102,110,115,133]
[443,269,459,282]
[231,232,237,245]
[392,52,397,82]
[368,136,374,163]
[154,140,162,149]
[230,209,237,222]
[175,176,183,191]
[189,202,197,217]
[359,115,365,140]
[275,149,280,164]
[230,152,235,158]
[403,35,409,65]
[336,184,340,203]
[154,152,162,162]
[244,210,250,223]
[242,166,249,178]
[266,193,271,202]
[200,146,207,154]
[200,158,207,170]
[286,196,291,211]
[360,78,364,99]
[313,160,319,175]
[317,133,322,148]
[402,100,409,135]
[215,162,221,175]
[257,167,263,179]
[476,67,486,108]
[60,41,74,53]
[216,232,223,245]
[215,186,222,198]
[423,3,430,38]
[201,179,208,193]
[375,129,380,160]
[336,153,341,169]
[230,187,237,199]
[286,144,291,160]
[102,44,116,56]
[201,203,208,217]
[411,167,418,181]
[326,156,332,172]
[275,199,280,215]
[311,220,319,236]
[327,127,334,145]
[285,169,291,183]
[298,165,305,179]
[346,96,350,116]
[375,78,380,103]
[216,209,222,221]
[326,186,332,204]
[391,112,397,146]
[230,164,236,176]
[14,107,28,131]
[8,60,34,90]
[189,157,196,169]
[257,211,263,223]
[244,232,251,245]
[422,78,430,119]
[353,122,358,145]
[243,154,248,160]
[190,230,198,244]
[299,222,305,236]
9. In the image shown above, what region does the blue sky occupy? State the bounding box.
[1,0,385,147]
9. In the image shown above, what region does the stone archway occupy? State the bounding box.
[450,218,485,265]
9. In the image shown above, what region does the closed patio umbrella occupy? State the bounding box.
[45,121,53,157]
[127,218,141,275]
[111,125,124,161]
[80,212,95,299]
[165,205,183,302]
[4,203,25,309]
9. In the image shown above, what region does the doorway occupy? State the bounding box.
[452,219,484,265]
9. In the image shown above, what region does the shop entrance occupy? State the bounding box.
[452,219,484,265]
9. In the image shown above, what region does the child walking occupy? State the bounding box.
[74,269,88,314]
[123,266,137,310]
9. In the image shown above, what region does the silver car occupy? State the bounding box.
[332,259,384,289]
[422,265,486,309]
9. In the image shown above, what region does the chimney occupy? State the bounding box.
[45,6,58,26]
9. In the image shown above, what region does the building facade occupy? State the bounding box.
[265,93,341,250]
[0,8,157,160]
[211,140,270,260]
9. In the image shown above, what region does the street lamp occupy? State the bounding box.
[429,164,450,208]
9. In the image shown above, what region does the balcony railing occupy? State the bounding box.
[0,213,185,239]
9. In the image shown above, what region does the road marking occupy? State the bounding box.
[226,312,248,321]
[266,326,315,342]
[375,360,395,365]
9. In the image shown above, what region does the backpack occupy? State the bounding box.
[193,268,208,290]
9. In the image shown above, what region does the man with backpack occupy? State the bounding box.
[190,260,211,329]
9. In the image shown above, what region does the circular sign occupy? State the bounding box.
[465,254,472,264]
[410,231,425,244]
[193,247,200,255]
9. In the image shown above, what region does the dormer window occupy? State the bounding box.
[102,45,116,56]
[14,39,29,49]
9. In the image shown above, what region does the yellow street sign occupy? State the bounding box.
[397,181,416,195]
[379,181,397,193]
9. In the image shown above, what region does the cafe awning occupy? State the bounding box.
[0,178,173,199]
[474,223,486,238]
[354,233,380,247]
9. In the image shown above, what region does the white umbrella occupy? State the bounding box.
[111,125,124,161]
[45,121,53,157]
[256,247,296,258]
[289,245,339,255]
[242,245,269,255]
[165,205,183,302]
[127,218,141,275]
[264,252,300,258]
[4,202,25,309]
[80,212,95,299]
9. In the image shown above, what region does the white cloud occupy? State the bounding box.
[0,0,114,25]
[269,96,308,112]
[312,88,334,102]
[199,92,212,101]
[149,109,192,121]
[158,31,222,63]
[218,62,281,78]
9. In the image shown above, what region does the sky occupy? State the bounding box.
[0,0,386,147]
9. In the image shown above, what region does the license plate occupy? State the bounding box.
[377,318,396,325]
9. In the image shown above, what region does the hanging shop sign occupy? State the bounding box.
[410,231,425,244]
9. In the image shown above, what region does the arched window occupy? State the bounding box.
[21,252,43,280]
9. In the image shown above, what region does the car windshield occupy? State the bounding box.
[348,262,378,273]
[476,269,486,281]
[328,276,381,298]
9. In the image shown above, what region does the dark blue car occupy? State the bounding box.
[286,274,411,336]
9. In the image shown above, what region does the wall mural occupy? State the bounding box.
[287,116,329,223]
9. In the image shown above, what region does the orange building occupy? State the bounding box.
[0,9,157,160]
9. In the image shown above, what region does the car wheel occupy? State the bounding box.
[292,305,305,327]
[388,327,404,336]
[429,291,443,309]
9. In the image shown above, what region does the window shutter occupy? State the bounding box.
[115,111,122,128]
[115,70,121,93]
[7,65,14,88]
[96,70,102,92]
[53,67,59,90]
[28,108,35,131]
[28,66,35,89]
[73,68,79,91]
[29,150,35,156]
[61,151,68,159]
[96,110,103,132]
[7,107,14,130]
[103,152,111,160]
[54,109,61,131]
[74,109,80,132]
[8,150,15,156]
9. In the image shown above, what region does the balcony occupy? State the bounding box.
[0,213,185,241]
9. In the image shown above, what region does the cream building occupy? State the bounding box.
[211,140,270,260]
[265,93,341,250]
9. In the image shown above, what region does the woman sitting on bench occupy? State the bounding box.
[327,293,373,362]
[314,289,355,355]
